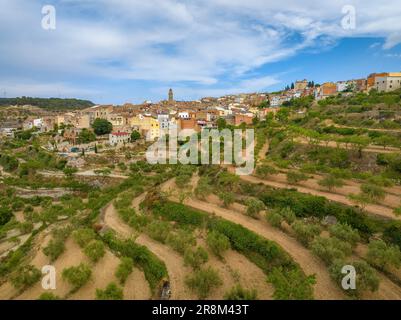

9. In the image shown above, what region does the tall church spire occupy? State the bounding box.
[168,88,174,103]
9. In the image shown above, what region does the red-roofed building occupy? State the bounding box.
[109,131,130,146]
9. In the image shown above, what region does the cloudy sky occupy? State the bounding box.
[1,0,401,104]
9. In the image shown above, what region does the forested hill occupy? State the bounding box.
[0,97,95,111]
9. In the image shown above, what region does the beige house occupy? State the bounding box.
[295,79,308,91]
[374,73,401,92]
[84,105,114,123]
[74,114,90,129]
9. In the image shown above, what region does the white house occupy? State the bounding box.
[158,114,178,135]
[269,95,283,107]
[178,111,191,119]
[337,81,348,92]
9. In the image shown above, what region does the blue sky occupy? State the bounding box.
[0,0,401,104]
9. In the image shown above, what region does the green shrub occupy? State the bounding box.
[244,198,265,218]
[318,176,344,191]
[115,257,134,285]
[0,237,34,278]
[184,247,209,270]
[96,282,124,300]
[18,222,34,234]
[195,177,212,199]
[259,188,378,238]
[43,227,71,262]
[62,263,92,290]
[11,265,41,290]
[151,201,314,299]
[279,207,296,224]
[224,284,258,300]
[367,176,394,187]
[72,228,96,248]
[266,210,284,228]
[0,154,19,172]
[38,292,60,300]
[328,224,360,247]
[366,240,401,271]
[286,171,308,185]
[145,220,171,243]
[43,238,65,262]
[12,199,25,211]
[255,164,278,178]
[219,191,235,208]
[166,229,196,255]
[311,237,353,265]
[360,184,386,203]
[291,220,321,246]
[185,267,223,299]
[267,267,315,300]
[102,233,167,294]
[383,222,401,249]
[0,206,12,226]
[206,231,230,259]
[84,240,105,263]
[153,202,205,227]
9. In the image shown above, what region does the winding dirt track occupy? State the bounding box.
[295,137,400,154]
[103,201,196,300]
[161,177,344,300]
[257,140,270,162]
[254,138,400,220]
[270,169,401,199]
[183,198,344,300]
[238,174,399,221]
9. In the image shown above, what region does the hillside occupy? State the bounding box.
[0,97,95,112]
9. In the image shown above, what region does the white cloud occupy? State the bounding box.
[154,75,281,99]
[0,0,401,99]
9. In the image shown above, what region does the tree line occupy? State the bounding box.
[0,97,94,111]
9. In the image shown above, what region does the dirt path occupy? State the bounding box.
[162,178,275,299]
[295,137,400,154]
[258,140,270,162]
[364,274,401,300]
[135,234,197,299]
[162,176,346,299]
[103,201,196,300]
[38,170,129,180]
[2,226,151,300]
[353,244,401,300]
[333,123,401,134]
[265,173,401,210]
[197,238,274,300]
[239,175,399,221]
[179,195,344,300]
[270,168,401,199]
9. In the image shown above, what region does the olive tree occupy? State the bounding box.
[366,240,401,271]
[206,231,231,259]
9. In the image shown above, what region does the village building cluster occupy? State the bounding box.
[1,71,400,148]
